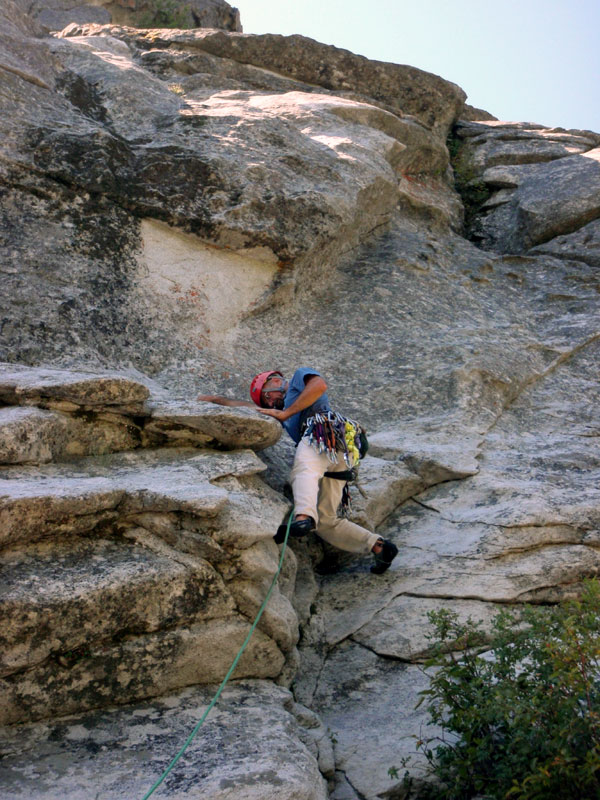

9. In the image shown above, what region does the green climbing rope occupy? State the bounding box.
[141,512,294,800]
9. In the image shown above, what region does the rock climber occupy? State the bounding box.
[198,367,398,574]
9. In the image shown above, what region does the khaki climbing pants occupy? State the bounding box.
[290,439,381,554]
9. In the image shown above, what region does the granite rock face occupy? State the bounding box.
[1,2,600,799]
[452,120,600,252]
[0,363,280,464]
[0,682,329,800]
[0,363,295,728]
[0,375,328,800]
[27,0,242,33]
[0,13,464,367]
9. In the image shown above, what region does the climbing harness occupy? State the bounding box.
[140,512,294,800]
[303,412,368,514]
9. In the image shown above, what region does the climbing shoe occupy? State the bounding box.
[370,539,398,574]
[274,516,315,543]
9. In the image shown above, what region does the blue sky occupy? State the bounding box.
[237,0,600,133]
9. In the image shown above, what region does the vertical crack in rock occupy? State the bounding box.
[482,329,600,438]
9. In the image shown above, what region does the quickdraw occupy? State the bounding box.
[302,411,369,515]
[303,411,366,466]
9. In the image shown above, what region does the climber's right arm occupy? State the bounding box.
[197,394,256,408]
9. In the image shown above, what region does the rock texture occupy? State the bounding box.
[0,14,465,368]
[27,0,242,33]
[1,2,600,799]
[0,682,329,800]
[0,363,295,728]
[452,120,600,251]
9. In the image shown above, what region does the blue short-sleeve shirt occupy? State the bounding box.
[282,367,331,443]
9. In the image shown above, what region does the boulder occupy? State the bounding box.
[476,147,600,252]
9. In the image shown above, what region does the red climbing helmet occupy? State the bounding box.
[250,371,284,407]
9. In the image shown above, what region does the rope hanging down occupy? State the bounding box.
[141,512,294,800]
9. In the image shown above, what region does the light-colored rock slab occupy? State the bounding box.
[0,618,285,725]
[0,406,69,463]
[376,506,600,605]
[313,641,440,800]
[0,535,232,677]
[0,363,149,409]
[146,398,281,450]
[368,422,482,484]
[416,336,600,532]
[352,596,513,661]
[0,681,328,800]
[0,448,266,547]
[349,455,424,529]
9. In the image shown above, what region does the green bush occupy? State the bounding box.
[403,581,600,799]
[139,0,192,29]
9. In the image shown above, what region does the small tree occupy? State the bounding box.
[401,581,600,799]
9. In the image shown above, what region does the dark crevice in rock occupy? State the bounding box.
[337,767,370,800]
[410,497,440,513]
[301,643,336,708]
[399,590,531,605]
[513,576,600,603]
[348,636,414,664]
[446,128,491,238]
